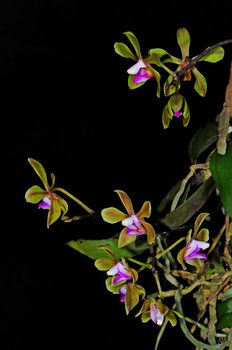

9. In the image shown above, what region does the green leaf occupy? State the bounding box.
[209,141,232,217]
[123,31,141,58]
[28,158,49,190]
[216,312,232,330]
[217,297,232,320]
[25,185,47,203]
[159,177,216,229]
[188,121,218,163]
[222,287,232,301]
[157,180,182,213]
[192,68,207,97]
[200,46,224,63]
[114,42,136,60]
[66,234,149,260]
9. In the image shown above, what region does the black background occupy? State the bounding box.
[3,1,232,349]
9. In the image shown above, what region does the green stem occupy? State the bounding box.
[127,257,151,269]
[156,236,186,259]
[53,187,95,214]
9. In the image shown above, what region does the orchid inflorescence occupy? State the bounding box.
[25,27,232,350]
[114,27,227,128]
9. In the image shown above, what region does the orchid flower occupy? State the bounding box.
[114,31,161,97]
[25,158,94,228]
[107,261,134,284]
[150,27,224,98]
[162,93,190,128]
[183,239,209,261]
[136,298,174,326]
[101,190,155,248]
[111,282,146,315]
[177,212,210,270]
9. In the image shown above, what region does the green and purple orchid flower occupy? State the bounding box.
[25,158,94,228]
[177,212,210,271]
[95,247,146,314]
[114,31,161,97]
[101,190,156,248]
[162,93,190,128]
[136,298,177,327]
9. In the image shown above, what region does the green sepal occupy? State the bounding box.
[66,234,149,260]
[148,48,180,65]
[141,310,150,322]
[123,31,142,59]
[162,105,172,129]
[125,283,140,315]
[28,158,49,190]
[114,42,136,60]
[25,185,47,203]
[105,277,122,294]
[128,75,146,90]
[209,141,232,217]
[47,198,62,227]
[193,212,209,237]
[169,94,184,112]
[163,75,178,97]
[183,99,190,127]
[94,258,116,271]
[200,46,224,63]
[192,68,207,97]
[176,27,190,59]
[166,311,177,326]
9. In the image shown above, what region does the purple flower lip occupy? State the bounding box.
[38,197,51,209]
[119,286,127,302]
[122,215,146,236]
[107,262,132,284]
[127,59,147,74]
[150,303,164,325]
[184,239,210,261]
[127,59,153,84]
[173,111,183,118]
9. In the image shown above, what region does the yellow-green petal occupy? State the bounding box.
[137,201,151,218]
[101,207,127,223]
[47,199,61,228]
[177,27,190,59]
[142,221,156,245]
[114,42,137,60]
[192,67,207,97]
[118,228,136,248]
[28,158,49,190]
[25,185,47,203]
[123,31,142,59]
[115,190,134,215]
